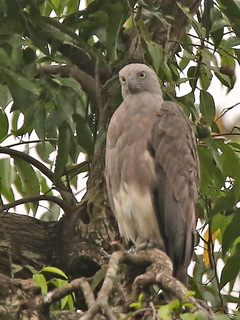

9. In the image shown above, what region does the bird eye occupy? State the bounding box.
[139,71,146,79]
[120,76,126,84]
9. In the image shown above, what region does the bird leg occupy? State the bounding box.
[129,240,156,253]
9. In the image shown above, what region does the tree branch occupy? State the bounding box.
[41,278,95,311]
[6,138,58,148]
[0,195,71,214]
[0,147,75,204]
[215,102,240,121]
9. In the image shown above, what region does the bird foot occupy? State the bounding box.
[128,240,155,253]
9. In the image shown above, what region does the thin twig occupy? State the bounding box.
[0,195,72,214]
[5,138,57,148]
[150,301,160,320]
[215,102,240,121]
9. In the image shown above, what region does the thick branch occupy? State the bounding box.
[58,43,112,83]
[0,213,59,277]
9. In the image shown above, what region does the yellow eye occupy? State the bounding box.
[120,76,126,84]
[139,71,146,79]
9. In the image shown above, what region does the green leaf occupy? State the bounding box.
[40,266,68,279]
[0,84,12,109]
[217,0,240,37]
[25,265,39,275]
[3,71,38,109]
[211,28,224,48]
[3,68,39,95]
[222,209,240,255]
[12,264,23,275]
[212,194,235,217]
[146,41,163,73]
[73,114,94,156]
[33,274,48,294]
[91,268,106,291]
[11,45,23,71]
[204,137,222,172]
[0,48,11,67]
[187,66,198,89]
[224,36,240,48]
[197,145,224,199]
[36,142,55,165]
[40,202,61,221]
[0,158,15,202]
[0,109,8,141]
[218,140,240,180]
[32,16,81,45]
[46,109,65,135]
[220,241,240,289]
[34,103,46,141]
[199,65,212,90]
[212,67,232,88]
[215,315,233,320]
[49,278,75,310]
[49,278,68,287]
[202,0,214,37]
[54,92,74,124]
[53,75,83,97]
[54,123,71,178]
[180,313,196,320]
[158,303,175,320]
[199,90,215,126]
[211,213,232,237]
[210,19,229,32]
[14,157,40,214]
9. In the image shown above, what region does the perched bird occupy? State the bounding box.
[105,63,199,285]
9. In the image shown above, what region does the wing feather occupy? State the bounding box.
[149,101,199,284]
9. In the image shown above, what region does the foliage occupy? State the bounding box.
[120,292,230,319]
[0,0,240,318]
[33,266,75,310]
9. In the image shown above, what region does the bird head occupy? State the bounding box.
[119,63,162,99]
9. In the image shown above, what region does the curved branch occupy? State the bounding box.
[0,195,72,214]
[81,250,123,320]
[41,278,95,311]
[0,147,73,201]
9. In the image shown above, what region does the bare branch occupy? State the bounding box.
[215,102,240,121]
[41,278,95,310]
[81,250,123,320]
[5,138,58,148]
[0,195,71,214]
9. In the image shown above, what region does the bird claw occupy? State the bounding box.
[128,240,155,253]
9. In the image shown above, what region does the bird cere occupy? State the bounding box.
[105,63,199,285]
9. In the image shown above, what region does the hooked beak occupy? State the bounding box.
[126,77,137,92]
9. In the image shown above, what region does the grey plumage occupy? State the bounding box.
[105,63,199,285]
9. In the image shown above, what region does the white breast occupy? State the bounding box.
[113,183,164,248]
